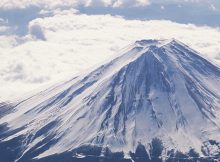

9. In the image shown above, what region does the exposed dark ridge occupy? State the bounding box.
[9,139,218,162]
[0,102,14,118]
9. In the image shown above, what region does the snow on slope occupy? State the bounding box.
[0,39,220,160]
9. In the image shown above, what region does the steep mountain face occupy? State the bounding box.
[0,39,220,162]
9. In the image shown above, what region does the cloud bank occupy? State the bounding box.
[0,11,220,101]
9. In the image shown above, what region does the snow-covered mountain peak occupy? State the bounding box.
[0,39,220,162]
[134,39,171,48]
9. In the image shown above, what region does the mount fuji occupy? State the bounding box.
[0,39,220,162]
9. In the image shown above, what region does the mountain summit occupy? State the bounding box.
[0,39,220,162]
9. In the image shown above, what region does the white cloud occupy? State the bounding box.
[112,0,150,7]
[210,4,217,11]
[0,11,220,101]
[0,25,9,32]
[0,0,78,9]
[160,5,165,10]
[29,22,46,40]
[0,18,10,33]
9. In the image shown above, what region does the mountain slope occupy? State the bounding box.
[0,39,220,162]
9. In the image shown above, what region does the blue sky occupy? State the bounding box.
[78,1,220,26]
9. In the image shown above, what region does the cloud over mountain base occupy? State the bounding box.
[0,11,220,101]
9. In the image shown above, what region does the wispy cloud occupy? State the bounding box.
[0,0,151,9]
[1,0,218,9]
